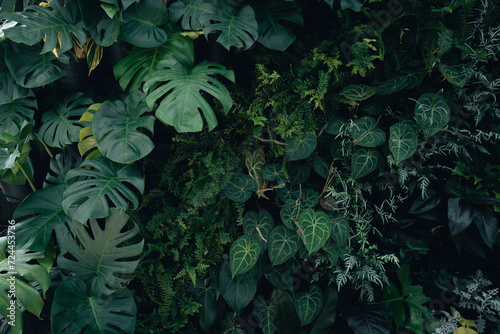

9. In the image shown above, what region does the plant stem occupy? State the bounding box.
[34,132,54,158]
[253,136,286,145]
[440,128,472,139]
[15,162,36,192]
[317,122,328,138]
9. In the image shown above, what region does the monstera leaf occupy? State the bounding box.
[201,5,258,50]
[169,0,214,30]
[12,185,71,251]
[351,148,380,179]
[114,33,194,91]
[0,53,29,104]
[254,295,278,334]
[243,210,274,253]
[223,173,258,202]
[350,116,386,147]
[77,105,103,160]
[57,209,144,296]
[414,92,450,139]
[51,278,137,334]
[389,123,418,164]
[1,0,87,54]
[286,133,317,161]
[119,0,169,48]
[254,0,303,51]
[93,90,155,164]
[340,84,376,101]
[294,285,324,326]
[220,261,258,314]
[38,92,93,148]
[0,95,36,137]
[229,235,261,277]
[189,280,217,333]
[44,153,82,188]
[298,209,331,255]
[268,225,301,265]
[77,0,118,47]
[376,76,409,95]
[62,158,144,223]
[144,60,235,132]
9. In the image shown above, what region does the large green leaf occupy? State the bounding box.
[438,63,466,88]
[313,155,330,179]
[38,92,93,148]
[43,153,82,188]
[254,0,303,51]
[340,84,376,101]
[344,302,390,334]
[220,261,257,314]
[223,173,258,202]
[12,185,71,251]
[114,33,194,91]
[294,285,323,326]
[62,158,144,223]
[5,43,69,88]
[351,148,380,179]
[272,289,301,334]
[254,295,277,334]
[414,92,450,139]
[389,123,418,164]
[375,76,408,95]
[169,0,214,30]
[402,69,425,90]
[0,52,29,104]
[77,0,119,47]
[260,163,286,184]
[268,225,301,265]
[229,235,261,277]
[243,210,274,253]
[288,162,311,186]
[280,199,300,230]
[264,264,294,292]
[189,279,216,333]
[350,116,386,147]
[93,90,155,164]
[1,0,87,54]
[0,95,36,137]
[329,213,349,246]
[57,209,144,296]
[298,209,331,255]
[51,278,137,334]
[119,0,169,48]
[201,5,258,50]
[144,60,235,132]
[286,133,317,161]
[308,286,338,334]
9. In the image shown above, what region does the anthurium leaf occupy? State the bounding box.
[5,43,69,88]
[448,198,474,236]
[114,33,194,91]
[0,53,30,104]
[325,115,346,135]
[268,225,301,265]
[351,148,380,179]
[302,188,320,208]
[38,92,93,148]
[43,153,82,188]
[62,158,144,223]
[340,84,376,101]
[144,60,235,132]
[254,0,303,51]
[189,279,217,333]
[308,286,339,334]
[414,92,450,139]
[1,0,87,54]
[246,149,268,198]
[438,63,466,88]
[243,210,274,253]
[0,95,36,137]
[288,162,311,186]
[276,185,301,203]
[375,76,408,95]
[264,264,294,291]
[119,0,169,48]
[229,235,261,277]
[344,302,390,334]
[223,173,258,202]
[272,289,301,334]
[201,5,258,50]
[51,278,137,334]
[389,122,418,164]
[402,69,425,89]
[294,285,323,326]
[473,208,497,249]
[409,189,441,215]
[169,0,214,30]
[254,295,278,334]
[57,209,144,296]
[286,133,317,161]
[220,261,257,314]
[351,116,386,147]
[261,162,286,184]
[280,200,300,230]
[298,208,331,255]
[313,155,330,179]
[329,213,349,246]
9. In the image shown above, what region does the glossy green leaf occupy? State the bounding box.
[0,52,29,104]
[448,198,474,236]
[298,208,331,255]
[43,153,82,188]
[313,155,330,179]
[389,122,418,164]
[57,209,144,296]
[38,92,93,148]
[280,199,300,230]
[308,286,338,334]
[169,0,214,30]
[272,289,301,334]
[329,213,349,246]
[220,261,257,314]
[189,279,217,333]
[254,295,277,334]
[325,243,345,266]
[119,0,169,48]
[351,116,386,147]
[375,76,408,95]
[473,208,497,249]
[268,225,301,265]
[438,63,466,88]
[340,84,376,101]
[77,0,118,47]
[144,60,235,132]
[223,173,258,202]
[325,115,346,135]
[414,92,450,139]
[301,188,320,208]
[243,210,274,253]
[0,95,36,137]
[344,302,390,334]
[261,162,286,184]
[351,148,380,179]
[62,158,144,223]
[51,278,137,334]
[229,235,261,277]
[276,185,301,203]
[201,5,258,50]
[286,133,317,161]
[402,69,425,89]
[294,285,323,326]
[288,162,311,186]
[264,264,294,292]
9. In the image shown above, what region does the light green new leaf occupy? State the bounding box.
[201,5,258,50]
[51,278,137,334]
[414,92,450,139]
[38,92,93,148]
[254,295,278,334]
[144,60,235,132]
[351,148,380,179]
[189,280,217,333]
[376,76,409,95]
[43,153,82,188]
[438,63,466,88]
[340,84,376,101]
[57,209,144,296]
[294,285,324,326]
[0,95,36,137]
[351,116,386,147]
[119,0,169,48]
[329,213,349,246]
[114,33,194,91]
[220,261,258,314]
[93,90,155,164]
[264,264,294,292]
[389,123,418,164]
[229,235,261,277]
[62,158,144,223]
[243,210,274,253]
[268,225,301,265]
[223,173,258,202]
[286,133,317,161]
[298,209,331,255]
[169,0,214,30]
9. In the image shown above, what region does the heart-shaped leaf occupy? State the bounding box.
[246,149,267,198]
[402,68,425,89]
[229,235,261,277]
[298,208,331,255]
[313,155,330,179]
[340,84,376,101]
[261,162,286,184]
[288,162,311,186]
[189,279,217,333]
[62,158,144,223]
[243,210,274,253]
[0,95,36,137]
[329,213,349,246]
[57,209,144,296]
[268,225,301,265]
[375,76,408,95]
[280,199,300,230]
[286,133,317,161]
[294,285,324,326]
[408,189,441,215]
[169,0,214,30]
[438,63,466,88]
[144,60,235,132]
[448,198,474,236]
[220,261,258,314]
[264,264,294,291]
[351,148,380,179]
[223,173,258,202]
[351,116,386,147]
[325,115,347,135]
[414,92,450,139]
[254,295,278,334]
[389,122,418,164]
